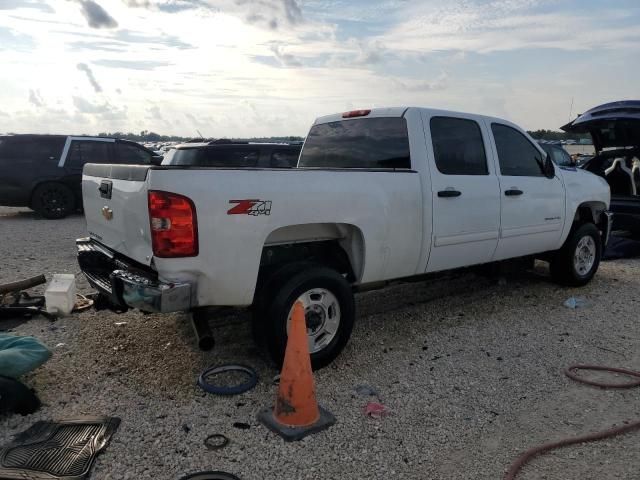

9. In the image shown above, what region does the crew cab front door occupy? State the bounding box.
[423,114,501,272]
[489,123,565,260]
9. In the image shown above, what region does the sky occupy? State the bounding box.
[0,0,639,137]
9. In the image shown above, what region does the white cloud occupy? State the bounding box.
[0,0,638,136]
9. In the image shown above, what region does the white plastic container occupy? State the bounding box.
[45,274,76,316]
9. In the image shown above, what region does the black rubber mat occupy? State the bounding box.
[0,416,120,480]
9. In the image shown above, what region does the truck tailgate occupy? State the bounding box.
[82,163,153,266]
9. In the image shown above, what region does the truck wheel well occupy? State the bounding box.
[259,240,356,283]
[574,202,607,228]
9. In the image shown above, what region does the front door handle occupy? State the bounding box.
[505,189,523,196]
[438,190,461,198]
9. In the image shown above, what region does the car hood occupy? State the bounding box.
[561,100,640,151]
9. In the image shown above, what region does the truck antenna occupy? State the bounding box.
[568,97,574,121]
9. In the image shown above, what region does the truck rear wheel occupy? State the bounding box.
[550,223,601,286]
[254,266,355,370]
[31,183,75,219]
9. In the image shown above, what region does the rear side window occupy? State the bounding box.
[67,140,111,168]
[115,143,152,164]
[171,148,259,167]
[492,124,545,177]
[270,149,299,168]
[0,137,64,161]
[0,138,12,164]
[430,117,488,175]
[0,138,17,160]
[298,117,411,169]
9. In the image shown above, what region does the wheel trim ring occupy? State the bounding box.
[287,288,341,354]
[573,235,596,276]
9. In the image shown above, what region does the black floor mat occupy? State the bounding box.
[0,416,120,480]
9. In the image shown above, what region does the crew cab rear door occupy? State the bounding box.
[488,122,565,260]
[422,112,501,272]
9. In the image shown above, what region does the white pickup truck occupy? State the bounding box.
[77,107,611,368]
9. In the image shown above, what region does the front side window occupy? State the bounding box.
[298,117,411,169]
[67,140,111,168]
[116,143,152,164]
[492,124,545,177]
[430,117,488,175]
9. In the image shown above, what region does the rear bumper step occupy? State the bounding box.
[76,238,192,313]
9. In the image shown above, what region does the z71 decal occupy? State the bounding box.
[228,199,272,216]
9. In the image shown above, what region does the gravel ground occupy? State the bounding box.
[1,206,640,479]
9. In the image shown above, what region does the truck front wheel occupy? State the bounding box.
[256,266,355,370]
[550,223,602,286]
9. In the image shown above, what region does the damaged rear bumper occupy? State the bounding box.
[76,238,192,313]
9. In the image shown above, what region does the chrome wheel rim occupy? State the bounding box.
[574,236,596,276]
[287,288,341,354]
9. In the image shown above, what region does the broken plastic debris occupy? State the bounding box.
[354,384,379,398]
[563,297,588,309]
[363,402,388,419]
[55,343,66,348]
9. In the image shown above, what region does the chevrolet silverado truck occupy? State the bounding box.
[77,107,612,369]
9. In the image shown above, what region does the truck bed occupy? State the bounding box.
[82,163,426,306]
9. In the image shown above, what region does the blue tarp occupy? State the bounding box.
[0,334,51,378]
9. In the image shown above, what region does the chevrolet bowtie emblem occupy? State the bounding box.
[101,206,113,220]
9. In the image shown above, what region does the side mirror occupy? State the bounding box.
[543,153,555,178]
[150,154,163,166]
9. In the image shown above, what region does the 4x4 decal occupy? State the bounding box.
[227,199,272,216]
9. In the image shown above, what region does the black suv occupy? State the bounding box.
[0,135,160,219]
[163,141,302,168]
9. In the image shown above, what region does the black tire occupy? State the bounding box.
[31,183,75,219]
[550,223,601,286]
[253,265,355,370]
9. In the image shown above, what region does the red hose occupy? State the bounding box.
[504,365,640,480]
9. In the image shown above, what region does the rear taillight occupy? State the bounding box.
[148,190,198,257]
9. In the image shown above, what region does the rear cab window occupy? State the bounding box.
[298,117,411,169]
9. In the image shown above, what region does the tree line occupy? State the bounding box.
[97,130,304,143]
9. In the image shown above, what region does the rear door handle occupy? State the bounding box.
[505,189,523,196]
[437,190,461,198]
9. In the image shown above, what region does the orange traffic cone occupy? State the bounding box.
[258,301,336,441]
